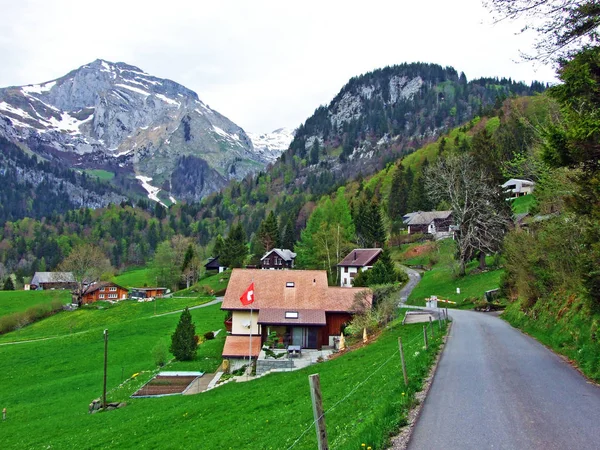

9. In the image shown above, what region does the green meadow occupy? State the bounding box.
[0,292,446,449]
[0,290,70,316]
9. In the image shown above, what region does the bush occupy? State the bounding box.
[204,331,215,340]
[0,301,64,335]
[152,341,168,367]
[170,307,198,361]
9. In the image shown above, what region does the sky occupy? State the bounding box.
[0,0,557,134]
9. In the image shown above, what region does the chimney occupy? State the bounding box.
[353,251,357,261]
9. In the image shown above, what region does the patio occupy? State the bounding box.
[255,347,335,375]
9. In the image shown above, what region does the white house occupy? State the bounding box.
[337,248,383,287]
[502,179,535,198]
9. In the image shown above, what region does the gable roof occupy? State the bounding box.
[84,281,128,295]
[204,256,222,269]
[222,269,370,313]
[222,335,262,358]
[260,248,297,261]
[258,308,326,326]
[337,248,383,267]
[31,272,75,285]
[406,211,452,226]
[502,178,535,188]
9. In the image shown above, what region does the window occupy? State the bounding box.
[285,311,299,319]
[344,267,348,273]
[100,288,105,292]
[99,294,105,299]
[264,259,269,265]
[109,287,117,292]
[108,294,118,299]
[286,282,295,288]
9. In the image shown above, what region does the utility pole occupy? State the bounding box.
[103,329,108,408]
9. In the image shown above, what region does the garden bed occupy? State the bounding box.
[131,372,203,397]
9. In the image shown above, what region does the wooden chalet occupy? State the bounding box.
[260,248,296,270]
[81,281,129,304]
[404,211,453,236]
[221,269,371,359]
[129,287,168,300]
[205,256,227,274]
[337,248,382,287]
[30,272,76,291]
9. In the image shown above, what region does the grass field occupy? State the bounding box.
[85,169,115,181]
[511,195,536,214]
[0,290,71,317]
[0,295,447,449]
[113,267,155,288]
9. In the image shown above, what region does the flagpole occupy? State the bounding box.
[249,305,253,374]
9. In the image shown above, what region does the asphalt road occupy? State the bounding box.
[407,309,600,450]
[399,267,421,304]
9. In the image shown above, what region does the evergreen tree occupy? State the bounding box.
[356,199,386,247]
[388,163,409,222]
[170,307,197,361]
[352,249,400,287]
[182,244,195,272]
[3,276,14,291]
[221,223,248,268]
[281,219,296,250]
[213,235,225,257]
[257,211,280,252]
[310,140,320,165]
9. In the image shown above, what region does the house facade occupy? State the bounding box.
[81,282,129,304]
[260,248,296,270]
[337,248,383,287]
[205,256,227,274]
[404,211,453,236]
[502,179,535,198]
[30,272,76,291]
[221,269,371,360]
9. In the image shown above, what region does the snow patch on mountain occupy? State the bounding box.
[248,127,294,163]
[136,175,166,206]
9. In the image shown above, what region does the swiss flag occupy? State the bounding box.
[240,282,255,306]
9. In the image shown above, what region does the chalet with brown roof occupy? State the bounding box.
[81,281,129,304]
[404,211,453,237]
[221,269,371,360]
[337,248,383,287]
[30,272,76,291]
[129,287,168,300]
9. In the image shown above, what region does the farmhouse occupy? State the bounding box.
[502,178,535,198]
[30,272,76,291]
[205,256,227,274]
[404,211,453,237]
[129,287,168,300]
[221,269,371,360]
[260,248,296,270]
[81,281,128,304]
[337,248,382,287]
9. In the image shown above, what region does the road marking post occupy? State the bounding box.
[398,337,408,387]
[309,374,329,450]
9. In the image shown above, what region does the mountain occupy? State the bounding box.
[247,128,295,163]
[0,59,268,204]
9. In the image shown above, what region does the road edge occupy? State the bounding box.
[387,320,453,450]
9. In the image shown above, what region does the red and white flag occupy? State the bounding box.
[240,282,255,306]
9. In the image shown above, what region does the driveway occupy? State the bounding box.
[399,266,421,304]
[407,309,600,449]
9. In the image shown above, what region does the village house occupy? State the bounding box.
[221,269,371,361]
[204,256,227,274]
[502,178,535,198]
[30,272,76,291]
[260,248,296,270]
[404,211,453,237]
[81,281,129,304]
[337,248,383,287]
[129,287,168,300]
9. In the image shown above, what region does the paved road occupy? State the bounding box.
[399,267,421,304]
[407,309,600,449]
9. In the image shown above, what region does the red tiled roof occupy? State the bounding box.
[221,269,371,313]
[222,335,262,358]
[258,308,326,325]
[337,248,383,267]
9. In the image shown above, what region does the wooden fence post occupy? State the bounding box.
[103,329,108,409]
[429,316,435,339]
[423,325,428,350]
[398,337,408,387]
[309,374,329,450]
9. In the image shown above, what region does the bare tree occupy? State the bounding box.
[484,0,600,61]
[426,154,512,276]
[57,244,113,305]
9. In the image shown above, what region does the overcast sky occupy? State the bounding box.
[0,0,556,134]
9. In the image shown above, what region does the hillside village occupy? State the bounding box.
[2,1,600,448]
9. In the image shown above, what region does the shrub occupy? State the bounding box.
[152,341,168,367]
[203,331,215,340]
[170,307,198,361]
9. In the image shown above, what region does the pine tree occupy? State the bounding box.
[281,219,296,250]
[257,211,280,252]
[3,276,15,291]
[170,307,197,361]
[213,235,225,257]
[221,223,248,268]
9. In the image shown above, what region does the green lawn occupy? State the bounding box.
[85,169,115,181]
[0,298,448,449]
[0,290,71,317]
[113,267,155,288]
[176,270,232,297]
[511,195,536,214]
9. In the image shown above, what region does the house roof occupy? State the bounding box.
[31,272,75,285]
[205,256,222,269]
[130,287,167,292]
[337,248,382,267]
[84,281,128,295]
[406,211,452,226]
[502,178,535,188]
[221,269,371,312]
[258,308,326,326]
[260,248,297,262]
[222,335,262,358]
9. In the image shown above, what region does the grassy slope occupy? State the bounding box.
[0,299,447,449]
[511,195,537,214]
[85,169,115,181]
[113,267,155,288]
[0,290,70,317]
